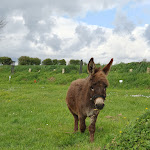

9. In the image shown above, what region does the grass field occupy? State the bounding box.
[0,82,149,149]
[0,64,150,149]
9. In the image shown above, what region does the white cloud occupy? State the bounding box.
[143,24,150,44]
[0,0,150,64]
[51,16,78,38]
[99,26,150,64]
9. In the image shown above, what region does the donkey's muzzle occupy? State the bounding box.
[95,98,105,110]
[95,103,104,110]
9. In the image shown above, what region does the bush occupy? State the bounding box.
[53,59,58,65]
[69,59,80,65]
[0,57,12,65]
[42,59,66,65]
[18,56,41,65]
[42,58,53,65]
[106,111,150,149]
[18,56,31,65]
[30,58,41,65]
[58,59,66,65]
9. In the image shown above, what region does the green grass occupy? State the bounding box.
[1,65,150,89]
[0,64,150,149]
[0,83,149,149]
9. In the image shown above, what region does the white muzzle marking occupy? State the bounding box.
[95,97,104,105]
[95,97,105,110]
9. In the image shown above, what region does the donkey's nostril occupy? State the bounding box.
[95,103,104,110]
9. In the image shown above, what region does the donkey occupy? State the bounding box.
[66,58,113,142]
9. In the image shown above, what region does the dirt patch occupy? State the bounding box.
[48,77,56,82]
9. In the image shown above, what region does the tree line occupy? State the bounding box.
[0,56,85,65]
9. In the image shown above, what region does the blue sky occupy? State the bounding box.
[123,2,150,25]
[77,9,116,28]
[78,1,150,28]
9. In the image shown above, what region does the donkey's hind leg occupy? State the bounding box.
[68,107,78,132]
[73,114,78,132]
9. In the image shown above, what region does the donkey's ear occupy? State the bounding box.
[88,58,95,75]
[102,58,113,75]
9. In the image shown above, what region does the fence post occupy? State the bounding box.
[11,61,15,74]
[9,76,11,82]
[62,68,65,74]
[29,68,32,72]
[79,60,83,74]
[147,67,150,73]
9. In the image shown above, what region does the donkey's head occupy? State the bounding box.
[87,58,113,110]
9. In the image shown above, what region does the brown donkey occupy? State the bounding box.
[66,58,113,142]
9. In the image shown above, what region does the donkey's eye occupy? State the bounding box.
[90,86,94,91]
[104,85,107,91]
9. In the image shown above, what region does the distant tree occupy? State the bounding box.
[0,57,12,65]
[30,57,41,65]
[58,59,66,65]
[53,59,58,65]
[18,56,31,65]
[42,58,53,65]
[69,59,80,65]
[96,63,101,66]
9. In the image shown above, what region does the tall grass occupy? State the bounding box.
[106,111,150,149]
[111,61,150,73]
[0,62,150,89]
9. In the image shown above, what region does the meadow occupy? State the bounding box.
[0,63,150,149]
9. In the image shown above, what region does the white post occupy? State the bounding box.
[9,76,11,82]
[29,68,31,72]
[62,68,65,74]
[147,67,150,73]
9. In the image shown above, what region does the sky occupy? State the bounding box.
[0,0,150,64]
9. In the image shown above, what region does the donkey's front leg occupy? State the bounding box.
[79,116,86,133]
[89,115,98,142]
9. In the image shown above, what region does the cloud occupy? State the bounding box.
[45,34,62,51]
[1,0,120,18]
[0,0,150,64]
[75,24,106,47]
[103,26,150,63]
[113,11,135,35]
[143,24,150,44]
